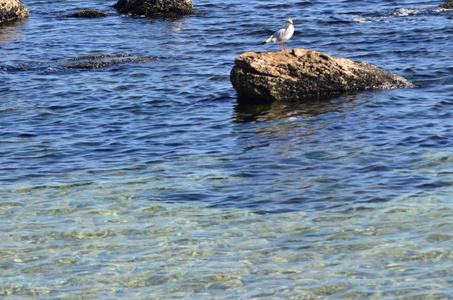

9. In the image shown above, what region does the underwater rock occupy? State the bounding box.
[230,49,414,102]
[113,0,198,17]
[0,0,29,24]
[67,10,111,18]
[0,54,158,71]
[62,54,158,69]
[437,1,453,9]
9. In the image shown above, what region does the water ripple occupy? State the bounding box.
[0,0,452,298]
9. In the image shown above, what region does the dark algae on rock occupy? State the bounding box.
[230,49,414,102]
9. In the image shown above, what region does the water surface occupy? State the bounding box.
[0,0,452,298]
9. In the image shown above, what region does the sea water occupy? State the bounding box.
[0,0,452,298]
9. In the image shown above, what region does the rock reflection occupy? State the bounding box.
[0,18,27,44]
[233,95,364,155]
[234,93,361,124]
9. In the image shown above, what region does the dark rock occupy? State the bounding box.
[230,49,414,102]
[0,0,29,24]
[437,1,453,9]
[63,54,158,69]
[67,10,111,18]
[1,54,158,71]
[113,0,198,17]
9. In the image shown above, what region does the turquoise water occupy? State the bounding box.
[1,0,452,298]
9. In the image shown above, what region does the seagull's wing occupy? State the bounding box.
[265,28,286,44]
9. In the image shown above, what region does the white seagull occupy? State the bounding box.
[260,19,295,51]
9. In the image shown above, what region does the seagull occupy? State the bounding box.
[260,19,295,51]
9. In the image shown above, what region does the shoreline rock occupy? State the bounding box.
[0,0,29,24]
[230,49,414,102]
[113,0,199,17]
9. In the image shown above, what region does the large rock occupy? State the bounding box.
[230,49,413,102]
[0,0,29,23]
[113,0,196,17]
[437,0,453,9]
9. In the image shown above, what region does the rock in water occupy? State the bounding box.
[0,0,29,24]
[230,49,414,102]
[437,1,453,9]
[113,0,196,17]
[67,10,110,18]
[63,54,158,69]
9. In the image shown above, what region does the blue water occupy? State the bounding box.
[1,0,452,298]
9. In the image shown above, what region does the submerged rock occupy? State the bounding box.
[113,0,198,17]
[437,1,453,9]
[1,54,158,71]
[0,0,29,24]
[63,54,158,69]
[67,10,111,18]
[230,49,414,102]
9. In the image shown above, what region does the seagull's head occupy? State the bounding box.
[285,19,295,26]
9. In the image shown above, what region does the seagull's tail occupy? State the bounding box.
[259,41,267,45]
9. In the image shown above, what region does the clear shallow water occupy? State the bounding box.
[1,0,452,298]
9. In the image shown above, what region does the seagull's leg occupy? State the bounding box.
[281,43,285,51]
